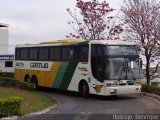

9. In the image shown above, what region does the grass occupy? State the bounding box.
[0,86,55,115]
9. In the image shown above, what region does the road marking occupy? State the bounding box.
[74,112,91,120]
[1,116,18,120]
[80,112,91,114]
[143,95,160,104]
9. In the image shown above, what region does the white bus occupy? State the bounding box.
[14,39,141,97]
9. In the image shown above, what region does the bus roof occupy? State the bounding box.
[40,39,135,45]
[40,39,85,44]
[90,40,135,45]
[16,39,135,48]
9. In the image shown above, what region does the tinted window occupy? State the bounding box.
[106,46,138,55]
[39,48,49,60]
[5,61,13,67]
[91,45,138,57]
[15,48,20,60]
[78,46,89,61]
[20,48,28,60]
[91,45,104,57]
[73,47,79,60]
[29,48,38,60]
[62,47,78,61]
[50,47,61,60]
[62,47,70,60]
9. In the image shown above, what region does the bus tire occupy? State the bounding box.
[31,76,38,89]
[24,75,30,82]
[79,81,89,98]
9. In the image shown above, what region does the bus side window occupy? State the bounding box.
[78,46,88,62]
[16,48,20,60]
[70,47,74,60]
[91,45,104,57]
[62,47,70,61]
[39,47,49,60]
[50,47,61,60]
[29,48,38,60]
[73,47,79,61]
[20,48,28,60]
[61,47,76,61]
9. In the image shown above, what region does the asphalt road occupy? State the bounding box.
[21,90,160,120]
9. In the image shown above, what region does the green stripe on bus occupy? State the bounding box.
[59,62,78,90]
[78,41,89,45]
[53,62,69,88]
[70,41,89,45]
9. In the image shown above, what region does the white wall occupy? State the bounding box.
[0,29,9,55]
[0,60,14,72]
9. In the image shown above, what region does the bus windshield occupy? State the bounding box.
[91,45,141,81]
[106,57,140,80]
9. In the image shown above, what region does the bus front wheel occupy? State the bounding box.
[79,82,89,98]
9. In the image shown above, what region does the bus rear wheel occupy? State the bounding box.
[31,76,38,89]
[24,75,30,82]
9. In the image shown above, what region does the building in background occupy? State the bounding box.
[0,23,14,72]
[0,54,14,72]
[0,23,9,55]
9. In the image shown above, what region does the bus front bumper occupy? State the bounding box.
[105,85,141,95]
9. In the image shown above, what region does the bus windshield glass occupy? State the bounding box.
[106,46,138,56]
[91,45,138,57]
[106,57,141,80]
[91,45,141,81]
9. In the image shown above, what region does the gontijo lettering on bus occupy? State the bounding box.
[30,62,48,68]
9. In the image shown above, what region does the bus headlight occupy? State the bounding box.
[110,89,117,94]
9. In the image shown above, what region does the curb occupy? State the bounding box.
[0,104,57,120]
[1,116,18,120]
[22,103,57,118]
[140,92,160,103]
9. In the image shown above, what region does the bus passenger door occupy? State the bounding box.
[90,58,106,95]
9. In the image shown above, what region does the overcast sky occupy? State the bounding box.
[0,0,123,53]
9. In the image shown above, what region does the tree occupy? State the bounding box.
[66,0,123,40]
[121,0,160,84]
